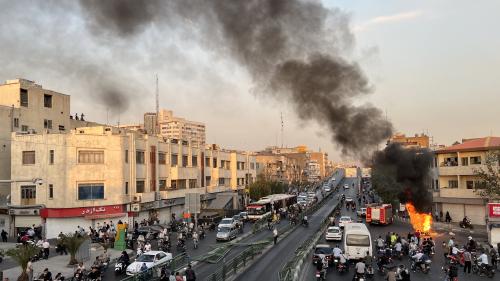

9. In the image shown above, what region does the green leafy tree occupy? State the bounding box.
[371,165,403,207]
[62,233,88,265]
[248,174,288,201]
[6,244,39,281]
[474,151,500,199]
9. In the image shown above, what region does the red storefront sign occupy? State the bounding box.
[488,203,500,218]
[40,205,125,218]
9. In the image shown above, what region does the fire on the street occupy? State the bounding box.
[406,203,432,233]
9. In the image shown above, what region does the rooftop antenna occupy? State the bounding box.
[106,108,109,125]
[155,74,159,134]
[280,111,284,148]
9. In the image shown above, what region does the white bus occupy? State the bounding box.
[343,223,372,260]
[246,194,297,221]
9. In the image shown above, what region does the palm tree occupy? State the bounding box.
[6,244,39,281]
[62,233,88,265]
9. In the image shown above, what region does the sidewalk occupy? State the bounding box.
[2,244,131,280]
[395,215,487,238]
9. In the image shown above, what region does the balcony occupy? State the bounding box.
[439,164,486,176]
[438,188,482,199]
[170,166,199,180]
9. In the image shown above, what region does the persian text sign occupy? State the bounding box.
[488,203,500,218]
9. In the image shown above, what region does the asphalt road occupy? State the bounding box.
[236,177,357,281]
[298,180,493,281]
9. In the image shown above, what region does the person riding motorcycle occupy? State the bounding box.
[315,254,328,279]
[354,260,366,280]
[302,215,308,226]
[466,236,477,252]
[478,251,490,271]
[119,251,130,267]
[333,245,343,258]
[411,251,430,271]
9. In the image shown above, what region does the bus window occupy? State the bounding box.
[346,234,370,246]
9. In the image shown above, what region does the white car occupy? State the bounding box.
[338,216,352,228]
[325,226,342,241]
[218,218,236,228]
[126,251,172,275]
[324,187,331,192]
[343,184,349,189]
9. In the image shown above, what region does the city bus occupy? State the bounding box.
[343,223,372,261]
[246,194,297,221]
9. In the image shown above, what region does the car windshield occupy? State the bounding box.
[136,254,155,262]
[328,228,339,233]
[220,219,232,224]
[218,226,230,233]
[232,216,240,221]
[314,247,333,255]
[346,234,370,246]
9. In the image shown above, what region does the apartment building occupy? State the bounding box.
[10,126,256,238]
[254,152,301,184]
[158,109,206,146]
[433,136,500,225]
[389,133,430,148]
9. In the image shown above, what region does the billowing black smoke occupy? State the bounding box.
[78,0,393,159]
[372,143,433,212]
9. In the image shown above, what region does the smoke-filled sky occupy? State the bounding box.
[0,0,499,161]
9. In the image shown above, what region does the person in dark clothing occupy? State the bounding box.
[445,211,452,223]
[185,264,196,281]
[1,230,7,242]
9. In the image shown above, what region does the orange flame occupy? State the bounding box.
[405,203,432,233]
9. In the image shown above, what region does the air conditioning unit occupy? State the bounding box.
[132,195,142,203]
[129,203,140,212]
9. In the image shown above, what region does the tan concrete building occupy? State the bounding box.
[10,126,256,237]
[389,133,430,148]
[433,136,500,225]
[254,152,301,184]
[158,109,206,146]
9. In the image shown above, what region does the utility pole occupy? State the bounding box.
[155,74,159,135]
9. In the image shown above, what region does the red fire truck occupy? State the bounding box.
[366,204,393,225]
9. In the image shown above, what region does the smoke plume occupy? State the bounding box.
[78,0,393,158]
[372,143,433,212]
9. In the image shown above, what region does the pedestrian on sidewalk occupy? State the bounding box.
[1,229,7,242]
[42,239,50,259]
[175,272,183,281]
[185,264,196,281]
[273,227,278,245]
[464,249,472,274]
[27,260,33,281]
[445,211,452,223]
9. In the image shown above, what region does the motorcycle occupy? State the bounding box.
[302,219,309,228]
[315,268,327,281]
[176,240,186,252]
[353,273,366,281]
[411,258,431,274]
[459,218,473,229]
[472,261,495,278]
[193,237,199,249]
[337,261,348,274]
[114,261,127,275]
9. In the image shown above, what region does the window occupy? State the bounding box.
[49,150,54,164]
[136,180,145,193]
[21,185,36,199]
[171,180,177,189]
[206,176,211,186]
[159,179,167,191]
[158,152,166,165]
[470,156,482,165]
[346,234,370,246]
[124,150,128,163]
[125,182,129,195]
[189,179,197,189]
[435,179,439,190]
[250,163,255,170]
[58,125,65,131]
[21,125,28,132]
[171,154,178,167]
[43,94,52,108]
[219,178,225,185]
[78,183,104,200]
[466,181,474,189]
[20,89,28,107]
[78,150,104,164]
[13,118,19,128]
[43,119,52,129]
[448,180,458,188]
[178,179,186,189]
[205,157,210,167]
[49,184,53,199]
[192,156,198,167]
[475,181,486,189]
[182,155,188,167]
[136,151,145,164]
[461,157,468,166]
[22,151,35,165]
[213,158,218,168]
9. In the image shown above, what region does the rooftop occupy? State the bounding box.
[437,136,500,153]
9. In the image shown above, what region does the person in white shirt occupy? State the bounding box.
[478,252,489,266]
[451,246,459,256]
[355,260,366,274]
[395,242,402,253]
[333,245,343,257]
[144,242,152,252]
[42,239,50,258]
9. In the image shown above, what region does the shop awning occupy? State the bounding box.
[206,196,233,210]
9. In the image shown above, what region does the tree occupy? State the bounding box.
[371,165,402,207]
[6,244,39,281]
[248,174,288,201]
[474,151,500,199]
[62,233,88,265]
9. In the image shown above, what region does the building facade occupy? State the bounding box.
[254,152,301,184]
[10,126,256,238]
[158,109,206,146]
[389,133,430,148]
[432,137,500,225]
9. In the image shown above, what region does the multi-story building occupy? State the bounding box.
[389,133,430,148]
[0,79,74,231]
[9,126,256,238]
[432,136,500,225]
[144,112,158,135]
[254,152,301,184]
[158,109,206,146]
[306,160,321,182]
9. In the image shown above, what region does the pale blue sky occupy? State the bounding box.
[0,1,498,161]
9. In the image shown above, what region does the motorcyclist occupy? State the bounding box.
[192,231,199,248]
[396,264,411,281]
[411,251,429,271]
[302,215,308,226]
[394,241,402,257]
[333,245,343,258]
[315,254,327,278]
[478,251,490,271]
[466,236,477,252]
[376,236,385,251]
[354,260,366,280]
[119,251,130,267]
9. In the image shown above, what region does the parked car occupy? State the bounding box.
[357,208,367,217]
[338,216,352,228]
[312,244,334,265]
[216,226,238,241]
[126,251,172,275]
[325,226,342,241]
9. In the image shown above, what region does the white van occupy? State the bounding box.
[343,223,372,260]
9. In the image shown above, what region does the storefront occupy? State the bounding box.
[40,204,127,239]
[487,203,500,250]
[9,206,44,236]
